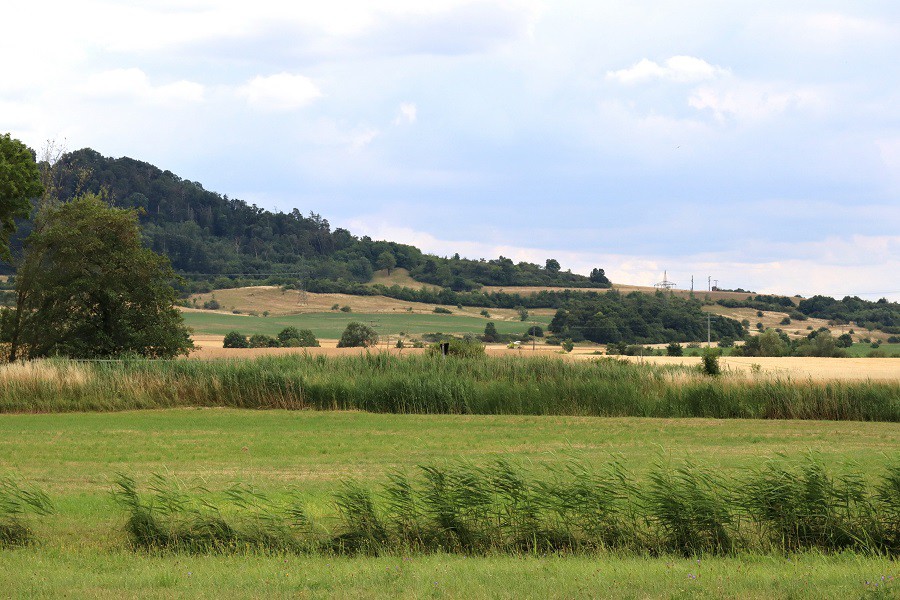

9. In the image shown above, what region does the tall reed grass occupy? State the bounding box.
[113,455,900,557]
[0,476,53,546]
[0,354,896,421]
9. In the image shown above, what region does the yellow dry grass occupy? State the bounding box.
[702,305,841,340]
[608,354,899,381]
[367,268,440,290]
[187,286,552,320]
[190,335,896,381]
[0,360,89,387]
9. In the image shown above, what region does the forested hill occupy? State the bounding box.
[22,148,611,291]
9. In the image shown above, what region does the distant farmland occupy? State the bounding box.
[181,309,551,339]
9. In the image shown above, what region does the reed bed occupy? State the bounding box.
[0,354,896,421]
[113,455,900,557]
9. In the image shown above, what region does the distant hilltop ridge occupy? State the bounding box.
[13,148,611,293]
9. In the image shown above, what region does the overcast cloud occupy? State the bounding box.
[4,1,899,299]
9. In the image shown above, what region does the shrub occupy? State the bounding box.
[480,309,490,318]
[561,339,574,353]
[331,304,340,311]
[757,311,764,317]
[428,338,485,358]
[433,307,452,314]
[337,322,379,348]
[277,327,319,348]
[700,348,721,376]
[666,342,683,357]
[780,317,791,325]
[202,299,220,310]
[248,334,278,348]
[223,331,248,348]
[526,325,544,337]
[340,305,352,313]
[483,322,500,343]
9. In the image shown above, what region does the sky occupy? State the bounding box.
[3,1,900,299]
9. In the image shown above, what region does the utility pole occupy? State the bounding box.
[691,275,694,293]
[708,276,712,292]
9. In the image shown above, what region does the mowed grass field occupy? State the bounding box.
[181,309,551,339]
[1,410,900,598]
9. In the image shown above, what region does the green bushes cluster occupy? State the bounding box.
[223,328,319,348]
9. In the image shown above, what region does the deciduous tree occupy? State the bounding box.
[0,134,43,260]
[3,193,193,360]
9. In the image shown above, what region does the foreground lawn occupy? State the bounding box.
[2,410,899,532]
[2,410,899,598]
[0,549,896,599]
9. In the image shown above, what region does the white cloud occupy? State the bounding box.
[350,128,380,151]
[82,68,204,105]
[339,218,900,301]
[237,73,321,111]
[394,102,417,125]
[607,56,728,85]
[688,82,823,122]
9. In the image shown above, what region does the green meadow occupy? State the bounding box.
[2,410,900,597]
[182,310,552,338]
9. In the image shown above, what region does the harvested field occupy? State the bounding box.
[611,355,900,381]
[702,305,841,339]
[186,286,552,321]
[185,336,898,382]
[190,334,427,359]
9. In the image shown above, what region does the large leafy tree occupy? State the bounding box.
[0,134,43,260]
[336,322,378,348]
[4,193,193,360]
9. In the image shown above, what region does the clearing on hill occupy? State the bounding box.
[366,268,440,290]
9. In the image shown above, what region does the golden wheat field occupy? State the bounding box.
[188,335,898,380]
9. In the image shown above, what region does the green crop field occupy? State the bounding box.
[1,410,899,598]
[846,342,900,357]
[182,310,551,338]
